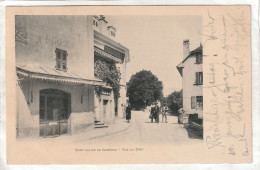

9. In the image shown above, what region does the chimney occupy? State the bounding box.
[99,15,108,34]
[107,26,116,39]
[183,39,190,59]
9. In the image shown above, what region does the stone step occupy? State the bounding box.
[94,125,109,128]
[94,123,105,126]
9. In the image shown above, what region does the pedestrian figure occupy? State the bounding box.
[178,108,185,124]
[126,103,132,123]
[150,103,155,123]
[154,101,160,123]
[162,104,168,123]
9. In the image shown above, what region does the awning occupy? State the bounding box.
[94,47,122,63]
[16,65,105,86]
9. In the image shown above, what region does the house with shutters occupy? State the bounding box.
[176,40,203,125]
[15,15,130,137]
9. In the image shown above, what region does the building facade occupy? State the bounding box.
[93,15,130,120]
[15,15,130,137]
[176,40,203,125]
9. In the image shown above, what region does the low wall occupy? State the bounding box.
[69,111,95,135]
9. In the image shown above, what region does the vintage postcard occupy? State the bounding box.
[5,6,251,164]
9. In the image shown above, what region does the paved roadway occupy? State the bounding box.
[86,111,203,146]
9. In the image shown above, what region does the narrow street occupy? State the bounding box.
[81,111,203,146]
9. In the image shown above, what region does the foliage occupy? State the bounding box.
[94,60,121,108]
[127,70,163,110]
[94,85,103,97]
[161,90,183,115]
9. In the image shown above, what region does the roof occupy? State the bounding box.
[16,64,105,86]
[176,45,203,75]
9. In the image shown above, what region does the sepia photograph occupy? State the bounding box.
[4,5,253,165]
[15,15,203,145]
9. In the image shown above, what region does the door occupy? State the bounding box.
[39,89,70,137]
[103,100,108,121]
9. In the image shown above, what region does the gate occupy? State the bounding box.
[39,89,71,137]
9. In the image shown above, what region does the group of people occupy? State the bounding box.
[125,101,182,124]
[149,101,168,123]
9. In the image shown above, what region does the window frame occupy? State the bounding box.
[191,96,203,110]
[195,72,203,85]
[93,20,98,27]
[55,48,68,72]
[111,31,115,37]
[195,52,203,64]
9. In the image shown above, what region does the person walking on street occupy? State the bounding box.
[126,103,132,123]
[154,101,160,123]
[150,103,155,123]
[162,104,168,123]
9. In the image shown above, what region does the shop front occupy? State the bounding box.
[16,65,104,137]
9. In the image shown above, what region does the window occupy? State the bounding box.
[93,20,98,27]
[55,48,67,71]
[196,96,203,109]
[196,53,203,64]
[111,31,115,37]
[195,72,203,85]
[40,89,70,122]
[191,96,203,110]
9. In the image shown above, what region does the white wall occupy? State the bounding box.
[15,16,97,137]
[16,78,95,137]
[182,54,203,119]
[94,91,115,124]
[16,16,94,78]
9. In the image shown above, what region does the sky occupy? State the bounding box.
[107,16,202,96]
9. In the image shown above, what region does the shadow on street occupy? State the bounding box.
[184,124,203,140]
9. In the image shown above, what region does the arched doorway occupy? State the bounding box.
[39,89,71,136]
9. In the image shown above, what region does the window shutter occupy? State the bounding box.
[191,96,196,109]
[200,72,203,84]
[195,72,199,84]
[55,48,67,71]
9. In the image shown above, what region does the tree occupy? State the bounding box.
[127,70,163,110]
[162,90,182,115]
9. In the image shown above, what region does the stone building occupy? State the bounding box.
[176,40,203,125]
[15,15,130,137]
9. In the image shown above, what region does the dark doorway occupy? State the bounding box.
[103,100,108,120]
[39,89,71,137]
